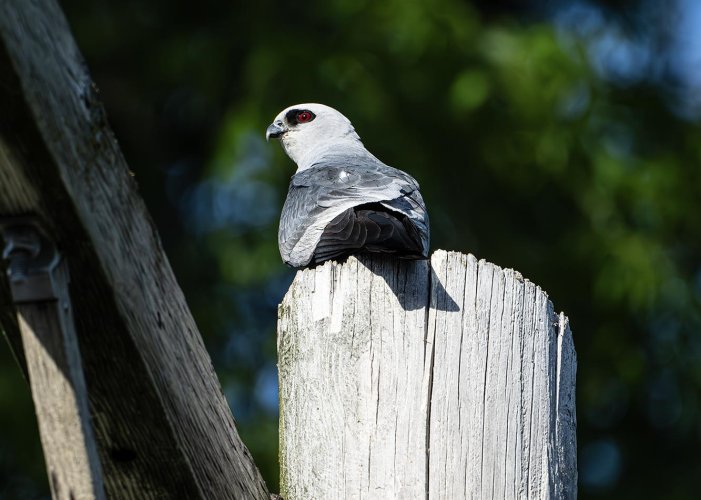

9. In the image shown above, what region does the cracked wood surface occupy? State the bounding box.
[278,250,577,499]
[0,0,269,497]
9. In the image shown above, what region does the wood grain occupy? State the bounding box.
[0,0,269,497]
[17,261,105,500]
[278,250,577,499]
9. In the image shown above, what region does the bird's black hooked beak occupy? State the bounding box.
[266,121,286,141]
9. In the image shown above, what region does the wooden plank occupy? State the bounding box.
[16,260,105,500]
[278,250,577,499]
[0,0,269,497]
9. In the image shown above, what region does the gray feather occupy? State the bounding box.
[279,154,430,268]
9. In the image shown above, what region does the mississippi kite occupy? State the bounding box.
[267,103,430,268]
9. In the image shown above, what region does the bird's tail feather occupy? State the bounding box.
[312,203,426,264]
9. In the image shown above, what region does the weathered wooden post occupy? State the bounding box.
[278,250,577,499]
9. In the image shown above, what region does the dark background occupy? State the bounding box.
[2,0,701,498]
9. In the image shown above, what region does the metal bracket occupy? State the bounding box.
[0,217,61,303]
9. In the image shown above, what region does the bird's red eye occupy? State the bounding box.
[286,109,316,125]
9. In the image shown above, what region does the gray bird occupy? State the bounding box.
[266,103,430,268]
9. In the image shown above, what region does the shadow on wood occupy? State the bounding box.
[353,257,460,312]
[278,250,577,499]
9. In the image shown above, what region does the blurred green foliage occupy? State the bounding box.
[1,0,701,498]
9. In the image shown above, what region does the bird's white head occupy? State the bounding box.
[266,103,365,170]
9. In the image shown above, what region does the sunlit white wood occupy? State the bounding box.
[278,250,577,499]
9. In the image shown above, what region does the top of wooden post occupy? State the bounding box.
[278,250,577,499]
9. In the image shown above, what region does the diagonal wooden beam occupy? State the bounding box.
[0,0,269,497]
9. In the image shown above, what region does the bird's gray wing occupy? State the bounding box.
[312,203,426,264]
[279,157,429,267]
